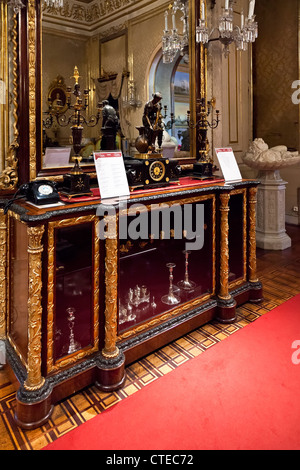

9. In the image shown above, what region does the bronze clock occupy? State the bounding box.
[149,160,166,182]
[124,156,181,190]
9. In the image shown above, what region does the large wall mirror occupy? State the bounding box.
[0,0,205,185]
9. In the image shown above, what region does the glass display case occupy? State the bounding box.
[118,197,215,334]
[54,223,93,361]
[46,215,100,374]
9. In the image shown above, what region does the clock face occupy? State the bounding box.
[149,160,165,182]
[38,184,54,196]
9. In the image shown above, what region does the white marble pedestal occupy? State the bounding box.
[256,170,291,250]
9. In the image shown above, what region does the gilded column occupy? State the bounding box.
[0,210,7,340]
[24,225,45,391]
[219,192,231,300]
[102,214,119,359]
[248,186,259,283]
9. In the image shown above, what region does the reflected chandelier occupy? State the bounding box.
[162,0,189,63]
[196,0,258,57]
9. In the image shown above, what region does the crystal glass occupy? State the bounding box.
[162,263,181,305]
[177,250,196,291]
[62,307,81,355]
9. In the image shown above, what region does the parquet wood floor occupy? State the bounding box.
[1,225,299,450]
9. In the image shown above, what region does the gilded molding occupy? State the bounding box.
[46,215,99,373]
[0,211,7,340]
[0,12,18,190]
[24,225,45,391]
[118,293,212,342]
[28,0,37,181]
[218,192,231,300]
[43,0,134,23]
[248,186,259,283]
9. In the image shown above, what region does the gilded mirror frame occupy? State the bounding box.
[0,2,18,191]
[0,0,207,185]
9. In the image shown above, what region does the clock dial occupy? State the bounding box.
[38,184,54,196]
[149,160,165,182]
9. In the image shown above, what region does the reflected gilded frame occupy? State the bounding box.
[0,3,18,190]
[0,0,207,184]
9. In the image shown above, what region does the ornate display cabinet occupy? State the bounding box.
[0,179,263,429]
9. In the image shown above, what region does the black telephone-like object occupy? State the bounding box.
[20,180,60,205]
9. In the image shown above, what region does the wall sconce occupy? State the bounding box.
[122,79,142,109]
[196,0,258,57]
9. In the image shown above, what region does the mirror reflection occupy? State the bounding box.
[41,0,191,171]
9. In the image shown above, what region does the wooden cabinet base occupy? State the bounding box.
[7,345,126,429]
[215,296,237,323]
[249,281,264,303]
[95,352,126,392]
[15,397,54,430]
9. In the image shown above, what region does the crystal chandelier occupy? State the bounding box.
[162,0,189,64]
[122,80,142,109]
[196,0,258,58]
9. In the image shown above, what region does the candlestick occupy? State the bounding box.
[164,10,168,30]
[248,0,255,18]
[201,2,205,20]
[172,13,176,30]
[161,263,181,305]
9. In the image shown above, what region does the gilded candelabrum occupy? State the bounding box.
[43,66,101,171]
[187,97,220,163]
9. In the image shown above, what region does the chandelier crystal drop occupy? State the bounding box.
[162,0,189,64]
[196,0,258,58]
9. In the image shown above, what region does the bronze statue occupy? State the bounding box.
[141,92,164,153]
[101,100,120,150]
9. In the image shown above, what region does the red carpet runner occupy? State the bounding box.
[44,295,300,450]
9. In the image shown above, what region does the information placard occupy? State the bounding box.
[93,151,130,200]
[44,147,71,167]
[215,147,242,183]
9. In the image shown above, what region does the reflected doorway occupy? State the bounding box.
[149,50,190,158]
